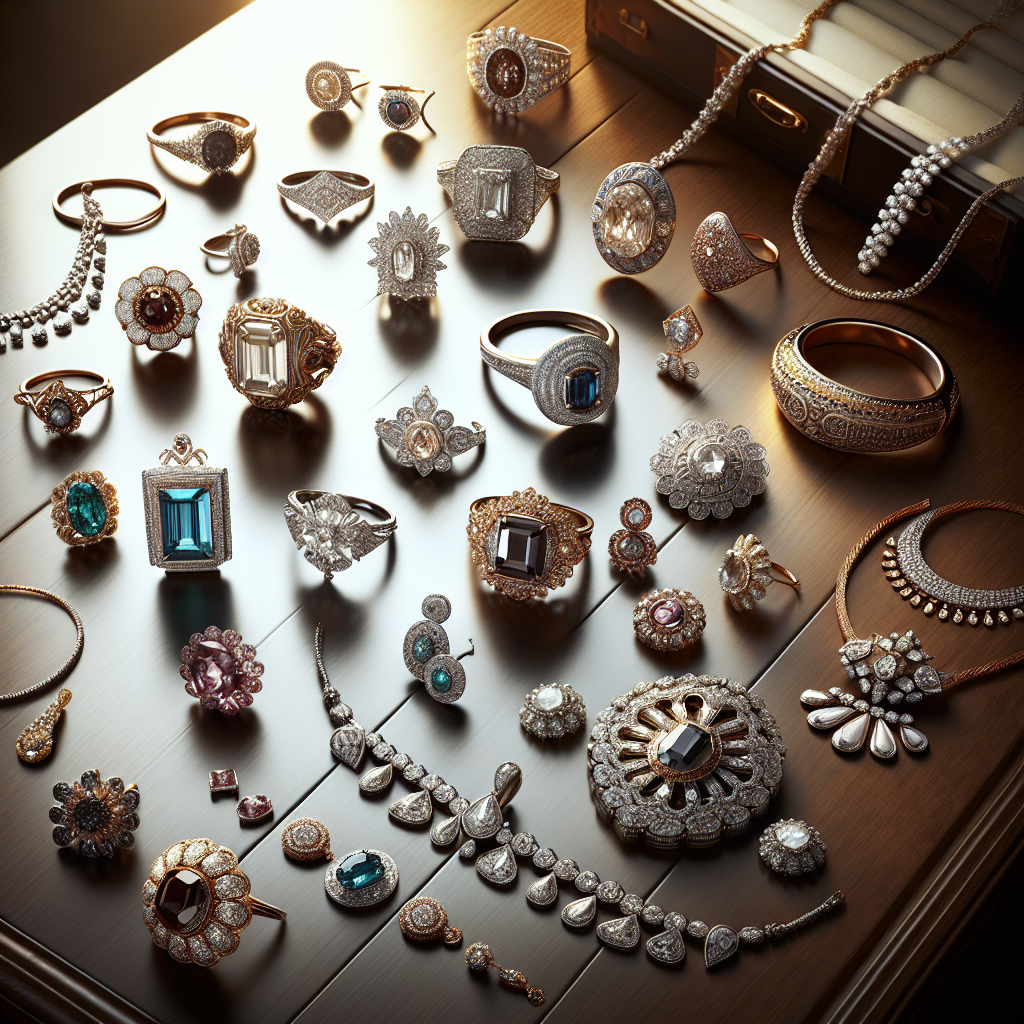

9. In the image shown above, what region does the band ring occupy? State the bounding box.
[481,309,619,426]
[770,318,959,453]
[147,111,256,176]
[467,27,571,114]
[277,170,375,224]
[52,179,165,232]
[15,369,113,435]
[691,212,779,292]
[283,490,397,580]
[201,224,260,278]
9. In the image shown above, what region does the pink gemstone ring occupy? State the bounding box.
[633,588,706,652]
[179,626,264,714]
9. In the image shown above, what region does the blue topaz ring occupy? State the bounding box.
[15,369,113,435]
[481,309,618,426]
[325,849,399,908]
[403,594,466,704]
[468,488,593,601]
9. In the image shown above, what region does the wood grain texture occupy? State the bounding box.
[1,1,1020,1023]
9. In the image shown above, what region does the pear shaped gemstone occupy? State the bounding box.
[430,813,462,847]
[832,713,870,753]
[646,926,686,965]
[458,839,476,859]
[525,873,559,907]
[705,925,739,967]
[807,706,856,730]
[493,762,523,805]
[330,723,366,769]
[462,793,503,839]
[475,845,517,887]
[799,689,834,707]
[869,718,897,758]
[900,723,929,753]
[561,895,597,929]
[388,789,433,827]
[358,763,393,794]
[597,914,640,951]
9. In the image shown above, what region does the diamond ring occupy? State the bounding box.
[51,769,140,858]
[147,112,256,176]
[278,170,375,224]
[438,145,558,241]
[306,60,369,111]
[15,369,113,435]
[367,209,449,300]
[593,162,676,274]
[467,26,570,114]
[480,309,618,426]
[284,490,396,581]
[691,212,779,292]
[201,224,260,278]
[378,85,435,131]
[719,535,799,611]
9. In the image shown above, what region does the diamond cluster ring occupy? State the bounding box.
[201,224,260,278]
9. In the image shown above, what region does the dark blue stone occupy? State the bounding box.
[336,851,384,890]
[66,482,107,537]
[159,487,213,560]
[564,368,600,411]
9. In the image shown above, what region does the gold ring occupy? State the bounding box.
[200,224,260,278]
[50,471,119,546]
[690,211,779,292]
[52,179,165,231]
[143,838,285,967]
[720,535,799,612]
[770,318,959,453]
[468,488,592,601]
[147,111,256,175]
[14,369,113,435]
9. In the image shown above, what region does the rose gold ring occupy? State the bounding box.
[691,211,779,292]
[147,111,256,175]
[14,369,113,435]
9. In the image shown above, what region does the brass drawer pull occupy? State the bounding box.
[748,89,808,132]
[619,7,647,38]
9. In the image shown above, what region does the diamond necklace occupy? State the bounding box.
[801,500,1024,759]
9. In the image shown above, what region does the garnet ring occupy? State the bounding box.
[15,369,113,435]
[147,112,256,176]
[467,26,571,114]
[115,266,202,350]
[278,170,375,224]
[201,224,260,278]
[481,309,618,426]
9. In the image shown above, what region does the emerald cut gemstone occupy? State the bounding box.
[159,487,213,561]
[412,636,434,664]
[430,667,452,692]
[494,515,548,581]
[564,368,600,411]
[657,722,714,773]
[65,482,106,537]
[336,851,384,890]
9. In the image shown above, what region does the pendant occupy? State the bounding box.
[646,926,686,965]
[596,914,640,951]
[324,849,398,908]
[592,163,676,275]
[17,688,72,763]
[330,722,366,769]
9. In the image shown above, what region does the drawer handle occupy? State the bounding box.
[748,89,808,132]
[619,8,648,38]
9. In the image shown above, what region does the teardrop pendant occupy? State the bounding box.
[899,723,929,753]
[704,925,739,968]
[868,718,897,758]
[596,914,640,951]
[561,895,597,928]
[16,688,72,763]
[430,813,462,847]
[832,712,870,753]
[646,926,686,965]
[807,705,856,730]
[462,792,503,839]
[388,789,433,827]
[475,844,517,887]
[359,762,393,794]
[525,872,559,907]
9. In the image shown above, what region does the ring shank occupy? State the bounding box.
[290,491,393,524]
[738,232,779,265]
[769,562,800,588]
[247,896,287,921]
[21,370,107,393]
[481,309,618,371]
[150,112,252,134]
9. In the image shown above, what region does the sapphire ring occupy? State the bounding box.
[480,309,618,426]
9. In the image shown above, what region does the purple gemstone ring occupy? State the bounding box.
[633,588,706,652]
[179,626,264,714]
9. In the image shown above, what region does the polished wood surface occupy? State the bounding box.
[0,2,1021,1023]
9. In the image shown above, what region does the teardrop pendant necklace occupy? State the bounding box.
[801,500,1024,759]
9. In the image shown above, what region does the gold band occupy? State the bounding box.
[149,111,253,134]
[247,896,287,921]
[769,562,801,588]
[15,369,114,434]
[52,179,165,231]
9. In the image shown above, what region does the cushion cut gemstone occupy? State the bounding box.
[651,597,684,627]
[776,822,810,851]
[156,869,211,934]
[237,317,289,396]
[473,167,512,222]
[202,129,237,169]
[494,515,548,581]
[694,443,728,479]
[65,482,106,537]
[47,398,72,429]
[391,240,416,281]
[600,182,655,258]
[193,640,236,698]
[720,553,747,591]
[535,685,563,711]
[159,487,213,560]
[564,368,600,411]
[387,99,412,124]
[405,422,441,460]
[657,722,714,773]
[431,667,452,692]
[336,851,384,890]
[411,636,434,663]
[485,47,527,98]
[138,287,178,327]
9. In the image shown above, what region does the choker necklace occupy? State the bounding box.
[793,11,1023,302]
[1,185,105,351]
[591,0,838,275]
[801,500,1024,759]
[883,501,1024,626]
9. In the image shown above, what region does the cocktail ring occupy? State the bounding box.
[633,589,706,652]
[378,85,435,131]
[403,594,467,704]
[201,224,260,278]
[325,849,399,908]
[368,208,449,300]
[51,769,140,857]
[179,626,265,714]
[147,112,256,175]
[720,535,799,611]
[771,318,959,453]
[306,60,369,110]
[759,819,826,876]
[219,297,340,409]
[650,418,770,520]
[50,470,118,546]
[467,26,570,114]
[399,897,462,945]
[609,498,657,577]
[519,682,586,740]
[143,838,286,966]
[658,305,702,383]
[278,170,375,224]
[376,385,485,476]
[15,369,113,435]
[481,309,618,426]
[438,145,559,241]
[115,266,202,350]
[691,212,779,292]
[468,488,593,601]
[283,491,397,580]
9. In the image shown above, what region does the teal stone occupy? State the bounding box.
[412,635,434,664]
[159,487,213,560]
[431,667,452,693]
[336,851,384,890]
[65,482,107,537]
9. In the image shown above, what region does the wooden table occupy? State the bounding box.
[1,2,1020,1022]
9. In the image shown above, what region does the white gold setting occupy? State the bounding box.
[519,683,586,740]
[367,208,449,300]
[324,849,398,908]
[759,818,826,876]
[657,305,702,382]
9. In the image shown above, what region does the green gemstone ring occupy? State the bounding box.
[50,470,119,546]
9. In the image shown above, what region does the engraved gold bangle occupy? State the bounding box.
[770,318,958,454]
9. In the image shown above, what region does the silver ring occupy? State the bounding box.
[283,490,396,580]
[277,170,375,224]
[480,309,618,426]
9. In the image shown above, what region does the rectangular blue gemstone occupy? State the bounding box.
[564,368,600,411]
[159,488,213,560]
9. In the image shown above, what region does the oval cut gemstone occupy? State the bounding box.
[47,398,72,429]
[720,553,747,591]
[411,636,434,663]
[202,129,237,169]
[391,240,416,281]
[193,640,237,698]
[485,47,527,98]
[600,182,655,258]
[138,287,178,327]
[387,99,412,125]
[618,535,645,560]
[156,869,211,933]
[535,685,563,711]
[431,668,452,692]
[65,482,107,537]
[405,422,440,461]
[314,71,341,102]
[651,598,684,627]
[657,722,713,773]
[336,851,384,890]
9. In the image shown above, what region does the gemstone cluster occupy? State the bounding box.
[115,266,201,351]
[50,769,140,857]
[519,682,587,739]
[758,818,826,876]
[633,588,706,652]
[179,626,264,714]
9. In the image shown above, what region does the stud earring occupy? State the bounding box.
[657,305,702,383]
[402,593,471,703]
[759,819,826,876]
[399,896,462,945]
[609,498,657,577]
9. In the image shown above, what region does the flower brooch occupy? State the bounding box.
[179,626,264,714]
[50,769,140,857]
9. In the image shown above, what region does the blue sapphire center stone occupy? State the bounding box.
[564,367,600,411]
[336,851,385,890]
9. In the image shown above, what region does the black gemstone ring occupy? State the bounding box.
[147,111,256,176]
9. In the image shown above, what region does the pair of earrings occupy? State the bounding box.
[402,594,471,703]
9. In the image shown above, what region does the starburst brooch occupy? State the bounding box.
[367,207,449,300]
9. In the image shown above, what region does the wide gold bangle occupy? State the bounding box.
[770,318,958,454]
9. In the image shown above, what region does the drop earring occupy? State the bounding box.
[402,593,472,703]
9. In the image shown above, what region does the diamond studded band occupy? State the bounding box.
[277,170,375,224]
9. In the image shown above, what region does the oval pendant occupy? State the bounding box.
[592,162,676,275]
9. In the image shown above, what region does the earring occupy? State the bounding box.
[657,305,702,383]
[759,819,826,876]
[402,594,468,703]
[378,85,435,132]
[399,896,462,945]
[608,498,657,577]
[466,942,545,1006]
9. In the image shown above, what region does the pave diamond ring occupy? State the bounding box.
[691,212,778,292]
[438,145,558,242]
[306,60,369,111]
[278,170,375,224]
[467,26,570,114]
[284,491,396,581]
[481,309,618,426]
[201,224,260,278]
[147,112,256,176]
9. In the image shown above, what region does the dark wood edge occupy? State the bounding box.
[0,917,158,1024]
[821,752,1024,1024]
